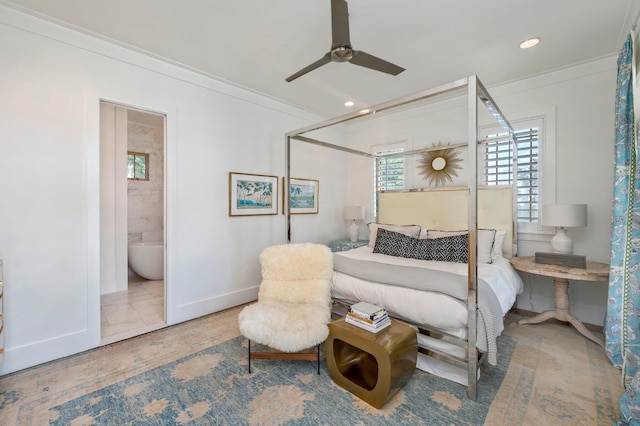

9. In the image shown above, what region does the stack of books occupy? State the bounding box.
[345,301,391,333]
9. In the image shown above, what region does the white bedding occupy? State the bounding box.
[333,271,469,338]
[331,246,523,363]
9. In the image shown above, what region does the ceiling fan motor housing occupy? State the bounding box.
[331,46,353,62]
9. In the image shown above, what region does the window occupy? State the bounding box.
[374,143,406,191]
[127,151,149,181]
[372,141,406,220]
[482,118,542,227]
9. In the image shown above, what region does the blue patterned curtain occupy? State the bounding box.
[606,32,640,388]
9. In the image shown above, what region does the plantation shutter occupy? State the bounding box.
[483,126,539,223]
[376,148,405,191]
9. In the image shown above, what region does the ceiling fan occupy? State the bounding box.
[285,0,405,82]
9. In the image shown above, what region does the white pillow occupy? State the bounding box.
[367,223,421,248]
[426,229,496,264]
[491,230,507,260]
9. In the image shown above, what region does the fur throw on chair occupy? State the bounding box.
[238,243,333,353]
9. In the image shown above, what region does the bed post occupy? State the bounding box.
[285,135,291,243]
[467,76,479,401]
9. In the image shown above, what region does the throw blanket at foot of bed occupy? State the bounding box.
[333,250,512,365]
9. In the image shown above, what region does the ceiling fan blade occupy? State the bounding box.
[349,50,405,75]
[285,53,332,82]
[331,0,351,49]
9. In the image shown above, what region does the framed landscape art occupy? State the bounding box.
[229,172,278,216]
[283,177,319,214]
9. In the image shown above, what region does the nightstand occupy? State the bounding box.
[330,239,369,252]
[510,256,609,347]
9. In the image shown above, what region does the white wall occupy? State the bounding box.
[0,6,347,374]
[344,60,616,326]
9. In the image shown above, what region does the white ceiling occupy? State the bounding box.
[5,0,640,118]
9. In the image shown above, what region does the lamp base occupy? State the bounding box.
[349,221,359,242]
[550,228,573,255]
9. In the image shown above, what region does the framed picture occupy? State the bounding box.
[229,172,278,216]
[283,177,319,214]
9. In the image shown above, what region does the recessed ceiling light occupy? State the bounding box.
[344,101,354,107]
[358,109,371,114]
[519,37,540,49]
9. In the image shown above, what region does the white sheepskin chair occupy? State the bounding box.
[238,243,333,374]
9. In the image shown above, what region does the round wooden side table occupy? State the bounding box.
[510,256,609,347]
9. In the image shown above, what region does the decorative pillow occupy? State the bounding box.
[478,229,497,263]
[373,228,416,258]
[428,233,469,263]
[492,230,507,260]
[408,237,432,260]
[367,223,421,248]
[426,229,496,264]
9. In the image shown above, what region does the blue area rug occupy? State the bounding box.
[50,335,515,425]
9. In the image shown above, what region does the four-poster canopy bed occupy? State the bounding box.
[284,75,522,400]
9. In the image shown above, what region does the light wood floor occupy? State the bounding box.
[100,276,166,345]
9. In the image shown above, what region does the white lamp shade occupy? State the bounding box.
[343,206,365,221]
[542,204,587,228]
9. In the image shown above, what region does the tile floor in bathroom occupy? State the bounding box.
[100,276,165,345]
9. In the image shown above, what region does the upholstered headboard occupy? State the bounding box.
[378,186,515,258]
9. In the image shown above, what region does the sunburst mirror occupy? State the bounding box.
[417,142,463,187]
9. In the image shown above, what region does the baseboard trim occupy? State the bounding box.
[0,327,97,376]
[169,286,258,324]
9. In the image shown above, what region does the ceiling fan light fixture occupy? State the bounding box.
[519,37,540,49]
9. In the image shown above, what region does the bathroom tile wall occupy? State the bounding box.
[127,120,164,244]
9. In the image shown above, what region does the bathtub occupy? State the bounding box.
[128,241,164,280]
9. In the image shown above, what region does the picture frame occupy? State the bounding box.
[283,177,319,214]
[229,172,278,216]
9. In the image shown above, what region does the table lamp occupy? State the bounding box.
[542,204,587,255]
[344,206,365,242]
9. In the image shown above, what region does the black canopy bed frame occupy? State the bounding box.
[284,75,516,400]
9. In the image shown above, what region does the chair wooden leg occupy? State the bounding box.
[246,342,322,374]
[250,352,318,360]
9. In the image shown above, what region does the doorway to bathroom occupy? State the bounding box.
[99,102,167,345]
